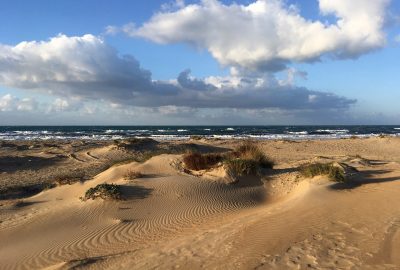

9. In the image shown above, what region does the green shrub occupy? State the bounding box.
[300,163,346,182]
[83,183,122,201]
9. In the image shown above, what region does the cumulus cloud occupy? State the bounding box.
[127,0,389,71]
[0,34,155,101]
[0,34,355,113]
[0,94,37,112]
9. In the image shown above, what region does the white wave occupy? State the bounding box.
[315,129,349,134]
[226,128,235,131]
[286,131,308,135]
[177,129,188,132]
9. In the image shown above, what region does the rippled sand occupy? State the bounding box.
[1,137,400,269]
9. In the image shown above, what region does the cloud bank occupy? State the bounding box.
[129,0,389,71]
[0,34,355,111]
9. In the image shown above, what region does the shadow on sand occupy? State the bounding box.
[329,169,400,190]
[119,185,153,200]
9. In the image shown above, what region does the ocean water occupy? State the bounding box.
[0,126,399,141]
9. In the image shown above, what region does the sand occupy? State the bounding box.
[1,137,400,269]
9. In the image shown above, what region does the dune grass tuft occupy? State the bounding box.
[232,141,274,169]
[300,163,346,182]
[83,183,122,201]
[183,152,223,170]
[182,141,274,180]
[124,170,143,180]
[224,159,259,177]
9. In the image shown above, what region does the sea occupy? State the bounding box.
[0,126,399,141]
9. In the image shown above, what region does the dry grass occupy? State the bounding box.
[225,159,259,177]
[183,142,274,178]
[183,152,223,170]
[125,170,143,180]
[232,141,274,169]
[300,163,346,182]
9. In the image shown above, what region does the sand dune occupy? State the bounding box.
[1,138,400,269]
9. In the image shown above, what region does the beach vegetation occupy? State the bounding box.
[225,159,259,176]
[82,183,122,201]
[183,141,274,179]
[231,141,274,169]
[124,170,143,180]
[300,163,346,182]
[183,152,224,170]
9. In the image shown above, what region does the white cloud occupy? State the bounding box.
[130,0,389,71]
[0,34,355,112]
[0,94,37,111]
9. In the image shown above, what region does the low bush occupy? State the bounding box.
[225,159,259,177]
[183,152,224,170]
[232,141,274,169]
[125,170,143,180]
[300,163,346,182]
[83,183,122,201]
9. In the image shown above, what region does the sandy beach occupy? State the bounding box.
[1,137,400,269]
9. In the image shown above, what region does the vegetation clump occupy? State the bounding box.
[300,163,346,182]
[83,183,122,201]
[232,141,274,169]
[183,152,223,170]
[224,159,259,177]
[124,170,143,180]
[183,141,274,180]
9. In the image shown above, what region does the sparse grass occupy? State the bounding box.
[42,182,57,190]
[124,170,143,180]
[54,175,84,186]
[225,159,259,177]
[232,141,274,169]
[183,152,224,170]
[183,141,274,179]
[190,135,203,140]
[300,163,346,182]
[82,183,122,201]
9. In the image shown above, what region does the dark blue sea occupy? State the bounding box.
[0,126,399,141]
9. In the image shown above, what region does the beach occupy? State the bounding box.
[1,137,400,269]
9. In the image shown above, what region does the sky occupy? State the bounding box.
[0,0,399,125]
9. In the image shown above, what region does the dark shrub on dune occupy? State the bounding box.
[183,152,224,170]
[183,141,274,180]
[83,183,122,201]
[124,170,143,180]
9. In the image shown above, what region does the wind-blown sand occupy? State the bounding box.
[1,137,400,269]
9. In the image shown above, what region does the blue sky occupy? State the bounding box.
[0,0,399,125]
